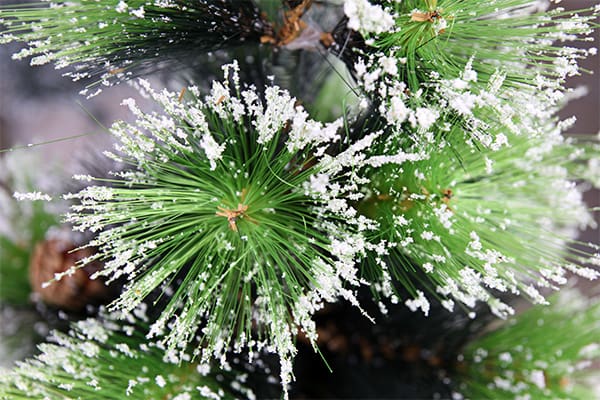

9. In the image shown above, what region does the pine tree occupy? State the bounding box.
[1,1,599,398]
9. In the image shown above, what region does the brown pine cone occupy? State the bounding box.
[29,239,108,311]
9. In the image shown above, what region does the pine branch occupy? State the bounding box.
[344,0,599,91]
[0,306,253,399]
[344,104,599,318]
[57,62,367,397]
[0,0,274,94]
[457,289,600,398]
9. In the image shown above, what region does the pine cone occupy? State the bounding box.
[29,239,108,311]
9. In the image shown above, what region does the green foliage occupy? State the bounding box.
[0,0,599,398]
[0,307,252,399]
[376,0,598,91]
[355,113,598,316]
[62,66,362,392]
[458,290,600,399]
[0,0,272,93]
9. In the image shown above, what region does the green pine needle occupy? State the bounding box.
[458,289,600,399]
[0,0,273,94]
[346,3,598,156]
[353,113,599,318]
[61,63,365,395]
[374,0,598,91]
[0,306,253,400]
